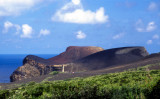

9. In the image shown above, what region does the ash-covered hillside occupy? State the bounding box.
[10,46,160,83]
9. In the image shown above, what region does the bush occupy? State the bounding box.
[0,69,160,99]
[28,81,36,86]
[49,71,59,75]
[0,90,9,99]
[148,79,160,99]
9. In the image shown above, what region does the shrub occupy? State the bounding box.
[0,90,9,99]
[148,79,160,99]
[49,71,59,75]
[0,68,160,99]
[28,81,36,86]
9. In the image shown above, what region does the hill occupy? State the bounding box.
[10,46,104,82]
[10,46,160,83]
[47,46,104,64]
[70,46,149,71]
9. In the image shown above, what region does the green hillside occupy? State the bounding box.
[0,66,160,99]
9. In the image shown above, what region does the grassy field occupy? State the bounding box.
[0,66,160,99]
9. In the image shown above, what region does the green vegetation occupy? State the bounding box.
[49,71,59,75]
[148,79,160,99]
[0,66,160,99]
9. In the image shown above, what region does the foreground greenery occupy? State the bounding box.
[49,71,59,75]
[0,67,160,99]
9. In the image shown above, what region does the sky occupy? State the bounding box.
[0,0,160,54]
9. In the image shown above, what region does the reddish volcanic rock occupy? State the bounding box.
[47,46,104,64]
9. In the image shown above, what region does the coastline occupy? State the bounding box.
[0,54,57,83]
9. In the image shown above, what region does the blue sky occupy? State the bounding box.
[0,0,160,54]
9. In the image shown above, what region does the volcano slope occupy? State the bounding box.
[47,46,104,64]
[70,47,149,71]
[10,46,104,82]
[10,46,149,82]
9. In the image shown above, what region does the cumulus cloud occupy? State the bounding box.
[3,21,21,34]
[72,0,81,5]
[112,33,124,40]
[76,30,86,39]
[147,40,152,45]
[146,22,156,32]
[153,34,159,39]
[0,0,42,16]
[3,21,14,33]
[2,21,51,38]
[20,24,33,38]
[52,0,109,24]
[39,29,50,37]
[148,2,157,11]
[135,20,156,32]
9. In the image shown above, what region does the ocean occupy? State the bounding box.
[0,54,56,83]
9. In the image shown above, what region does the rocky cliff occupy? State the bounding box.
[10,46,104,82]
[10,55,54,82]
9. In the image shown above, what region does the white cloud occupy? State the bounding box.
[3,21,21,34]
[146,21,156,32]
[153,34,159,39]
[112,33,124,40]
[20,24,33,38]
[52,0,109,24]
[76,30,86,39]
[147,40,152,45]
[135,20,156,32]
[39,29,50,37]
[61,0,82,11]
[148,2,157,11]
[2,21,51,38]
[72,0,80,5]
[0,0,42,16]
[3,21,14,33]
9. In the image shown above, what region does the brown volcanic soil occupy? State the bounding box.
[22,46,104,65]
[1,53,160,90]
[47,46,104,64]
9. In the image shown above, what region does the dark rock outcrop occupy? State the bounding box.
[10,46,104,82]
[10,55,54,82]
[70,47,149,71]
[23,55,49,65]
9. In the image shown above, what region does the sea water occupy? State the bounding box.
[0,54,56,83]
